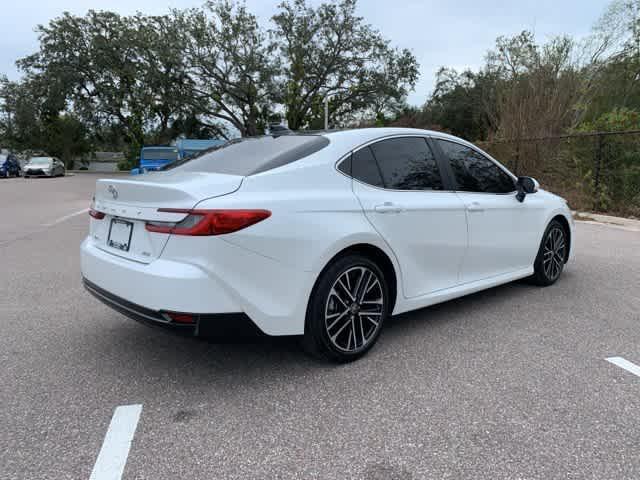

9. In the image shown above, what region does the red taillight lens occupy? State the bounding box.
[145,209,271,236]
[164,312,195,324]
[89,208,105,220]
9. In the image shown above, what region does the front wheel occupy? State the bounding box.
[530,220,568,286]
[302,255,389,362]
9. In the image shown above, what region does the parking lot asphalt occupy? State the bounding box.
[1,173,639,480]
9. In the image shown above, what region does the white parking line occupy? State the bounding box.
[44,208,89,227]
[606,357,640,378]
[89,404,142,480]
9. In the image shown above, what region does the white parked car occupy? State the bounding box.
[23,156,66,177]
[81,128,573,362]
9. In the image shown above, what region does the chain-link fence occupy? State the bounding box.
[478,131,640,217]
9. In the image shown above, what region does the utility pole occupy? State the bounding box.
[324,95,329,130]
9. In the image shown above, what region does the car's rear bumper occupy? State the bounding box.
[80,235,313,336]
[83,277,265,337]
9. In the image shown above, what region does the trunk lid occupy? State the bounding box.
[90,170,243,263]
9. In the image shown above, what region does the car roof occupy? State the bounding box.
[320,127,475,147]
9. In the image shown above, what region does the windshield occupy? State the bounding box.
[29,157,52,165]
[0,155,6,166]
[165,135,329,176]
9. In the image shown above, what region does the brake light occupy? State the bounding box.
[89,208,105,220]
[145,209,271,236]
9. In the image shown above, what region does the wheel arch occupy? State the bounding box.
[309,243,399,319]
[550,214,572,263]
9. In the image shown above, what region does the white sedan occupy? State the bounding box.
[81,128,573,362]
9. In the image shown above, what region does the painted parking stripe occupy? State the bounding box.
[44,208,89,226]
[606,357,640,378]
[89,404,142,480]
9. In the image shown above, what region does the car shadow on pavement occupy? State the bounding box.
[85,277,550,379]
[80,270,580,403]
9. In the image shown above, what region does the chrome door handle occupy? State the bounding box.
[467,202,484,212]
[374,202,403,214]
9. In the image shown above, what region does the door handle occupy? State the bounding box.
[466,202,484,212]
[374,202,404,214]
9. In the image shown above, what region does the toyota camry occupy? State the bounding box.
[81,128,573,362]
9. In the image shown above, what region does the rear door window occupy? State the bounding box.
[351,147,384,187]
[369,137,443,190]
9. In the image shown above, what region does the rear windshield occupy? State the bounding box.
[168,135,329,176]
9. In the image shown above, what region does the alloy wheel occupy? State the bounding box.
[542,227,566,281]
[324,266,384,353]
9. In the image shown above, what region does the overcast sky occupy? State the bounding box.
[0,0,609,105]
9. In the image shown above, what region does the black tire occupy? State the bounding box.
[302,254,390,363]
[529,219,568,286]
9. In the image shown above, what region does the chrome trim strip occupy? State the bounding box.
[333,132,519,196]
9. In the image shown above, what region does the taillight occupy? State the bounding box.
[89,208,105,220]
[145,209,271,236]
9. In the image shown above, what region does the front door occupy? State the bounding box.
[433,138,544,283]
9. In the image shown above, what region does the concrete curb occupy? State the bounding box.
[573,211,640,232]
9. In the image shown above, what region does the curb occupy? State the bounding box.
[573,211,640,232]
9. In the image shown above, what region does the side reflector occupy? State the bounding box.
[165,312,195,324]
[146,209,271,236]
[89,208,105,220]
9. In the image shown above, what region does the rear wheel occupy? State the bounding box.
[530,220,567,286]
[302,255,389,362]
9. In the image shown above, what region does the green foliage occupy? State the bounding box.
[177,0,278,137]
[421,68,498,140]
[44,115,93,169]
[2,0,417,154]
[0,77,46,151]
[271,0,419,130]
[577,107,640,132]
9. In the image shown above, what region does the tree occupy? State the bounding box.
[0,77,46,151]
[271,0,418,130]
[178,1,279,137]
[421,68,498,140]
[45,115,93,168]
[487,31,581,141]
[17,10,197,165]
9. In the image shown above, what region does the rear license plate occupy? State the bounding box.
[108,219,134,251]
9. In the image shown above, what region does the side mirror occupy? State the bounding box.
[516,176,539,202]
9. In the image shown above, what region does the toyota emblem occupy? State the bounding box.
[107,185,118,200]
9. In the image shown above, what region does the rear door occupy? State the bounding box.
[350,136,468,298]
[433,138,544,283]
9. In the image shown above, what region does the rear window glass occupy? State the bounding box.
[370,137,443,190]
[170,135,330,176]
[352,147,384,187]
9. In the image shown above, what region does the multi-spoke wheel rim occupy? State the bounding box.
[324,266,384,353]
[543,227,566,280]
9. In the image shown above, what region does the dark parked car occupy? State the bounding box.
[0,154,21,178]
